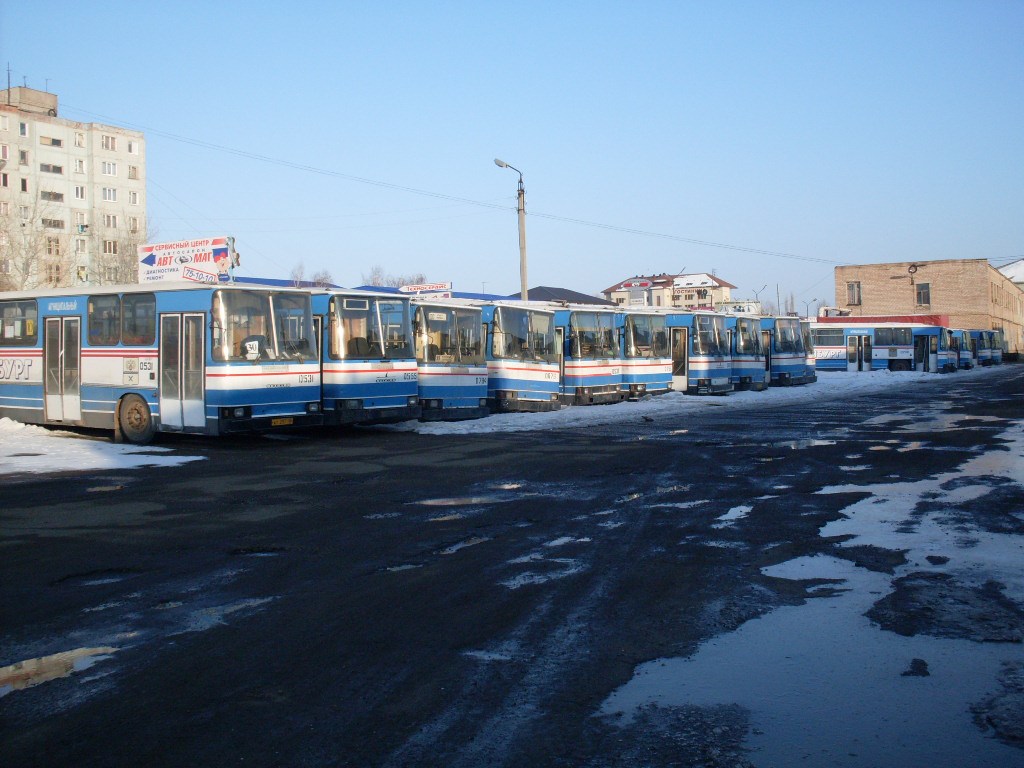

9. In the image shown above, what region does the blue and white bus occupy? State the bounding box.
[801,320,817,384]
[479,301,561,412]
[969,329,993,366]
[724,314,768,391]
[411,298,489,420]
[990,329,1005,364]
[761,316,810,384]
[0,282,322,443]
[549,305,624,405]
[949,329,974,369]
[665,311,733,395]
[311,289,420,425]
[812,322,915,372]
[617,309,672,399]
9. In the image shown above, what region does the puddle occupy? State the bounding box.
[438,537,490,555]
[414,496,507,507]
[544,537,591,547]
[501,557,585,589]
[770,439,837,449]
[386,563,423,572]
[601,556,1024,766]
[177,597,276,634]
[713,505,751,528]
[428,513,465,522]
[0,647,118,697]
[603,421,1024,766]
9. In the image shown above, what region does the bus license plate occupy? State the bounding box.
[271,417,294,427]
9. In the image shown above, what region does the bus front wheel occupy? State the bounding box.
[119,394,155,444]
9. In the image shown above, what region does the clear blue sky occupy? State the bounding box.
[3,1,1022,308]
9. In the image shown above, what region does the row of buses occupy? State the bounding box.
[810,316,1006,374]
[0,282,821,443]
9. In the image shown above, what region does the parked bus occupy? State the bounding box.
[991,329,1005,364]
[478,300,561,412]
[760,316,810,385]
[665,311,733,394]
[912,325,957,373]
[969,330,993,367]
[800,319,817,384]
[311,289,420,425]
[617,309,672,398]
[949,329,975,369]
[0,282,322,443]
[546,304,624,405]
[811,322,915,372]
[411,298,488,420]
[724,314,768,391]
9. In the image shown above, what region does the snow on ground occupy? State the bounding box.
[0,418,205,476]
[0,367,1000,476]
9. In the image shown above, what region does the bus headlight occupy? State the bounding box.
[407,396,418,406]
[306,402,320,413]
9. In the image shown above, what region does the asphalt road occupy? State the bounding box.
[2,366,1023,767]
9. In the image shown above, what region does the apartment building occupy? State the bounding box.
[0,87,146,290]
[834,258,1024,354]
[603,272,736,309]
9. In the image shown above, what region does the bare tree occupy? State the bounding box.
[362,264,427,288]
[290,262,306,287]
[310,269,333,288]
[88,211,151,285]
[0,198,77,290]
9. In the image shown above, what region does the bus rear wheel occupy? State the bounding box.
[119,394,155,444]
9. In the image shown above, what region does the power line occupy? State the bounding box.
[64,104,845,267]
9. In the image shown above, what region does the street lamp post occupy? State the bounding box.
[494,158,528,300]
[803,298,818,318]
[752,284,767,313]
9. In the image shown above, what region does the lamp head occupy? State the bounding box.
[494,158,508,168]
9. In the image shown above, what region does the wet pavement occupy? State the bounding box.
[1,366,1023,767]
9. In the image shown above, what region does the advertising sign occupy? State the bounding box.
[138,237,236,284]
[398,282,452,294]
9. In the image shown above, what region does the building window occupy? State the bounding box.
[101,161,117,176]
[128,190,139,205]
[127,140,138,155]
[0,202,7,215]
[128,216,140,233]
[75,185,86,200]
[101,135,117,151]
[0,172,7,187]
[103,240,119,255]
[104,214,118,228]
[42,218,65,229]
[46,262,62,285]
[0,115,8,131]
[19,149,28,165]
[75,212,87,228]
[846,281,862,305]
[46,237,61,256]
[102,187,117,202]
[40,136,63,147]
[19,122,28,137]
[128,165,139,180]
[0,144,6,160]
[40,190,64,202]
[39,163,63,174]
[74,158,85,173]
[75,237,87,254]
[75,132,85,148]
[20,178,28,192]
[19,206,30,220]
[915,282,930,306]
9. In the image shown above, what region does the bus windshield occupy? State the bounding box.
[333,296,412,360]
[492,306,557,362]
[212,289,317,362]
[415,306,484,364]
[569,311,616,359]
[692,315,726,356]
[733,317,762,355]
[624,314,669,358]
[775,319,804,354]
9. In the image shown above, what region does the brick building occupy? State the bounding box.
[834,258,1024,354]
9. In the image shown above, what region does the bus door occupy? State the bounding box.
[159,314,206,430]
[846,334,872,372]
[761,330,772,376]
[671,327,688,390]
[555,326,566,390]
[44,316,81,422]
[914,335,931,372]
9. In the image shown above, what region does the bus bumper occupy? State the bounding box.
[489,391,561,413]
